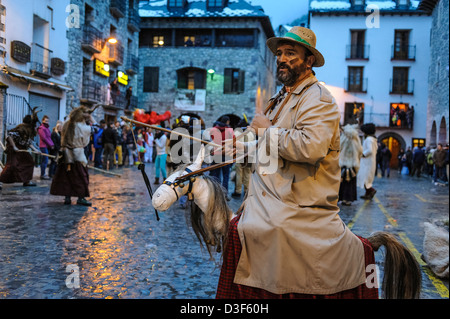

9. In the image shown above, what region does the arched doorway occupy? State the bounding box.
[430,121,437,147]
[438,117,447,144]
[378,132,406,169]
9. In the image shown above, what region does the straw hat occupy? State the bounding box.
[266,26,325,67]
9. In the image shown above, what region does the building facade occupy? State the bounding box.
[137,0,276,127]
[419,0,449,146]
[66,0,140,124]
[309,0,432,167]
[0,0,71,159]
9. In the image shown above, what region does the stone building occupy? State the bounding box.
[66,0,140,124]
[309,0,432,168]
[138,0,276,127]
[418,0,449,146]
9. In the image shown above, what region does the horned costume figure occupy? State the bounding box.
[50,105,97,206]
[0,107,40,186]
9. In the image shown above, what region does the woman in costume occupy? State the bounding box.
[50,105,95,206]
[338,124,363,205]
[0,108,40,187]
[357,123,378,200]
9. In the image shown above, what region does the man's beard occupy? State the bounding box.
[277,61,307,87]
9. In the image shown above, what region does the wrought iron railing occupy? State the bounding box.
[391,45,416,60]
[82,24,103,53]
[346,44,370,60]
[30,43,53,78]
[390,79,414,94]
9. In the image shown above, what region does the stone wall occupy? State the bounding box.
[426,0,449,145]
[66,0,140,123]
[138,19,277,127]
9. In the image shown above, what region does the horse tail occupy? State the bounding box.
[367,231,421,299]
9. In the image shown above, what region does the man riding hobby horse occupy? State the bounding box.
[216,27,421,299]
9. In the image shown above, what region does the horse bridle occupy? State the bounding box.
[162,167,200,201]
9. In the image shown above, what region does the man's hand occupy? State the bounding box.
[250,114,271,136]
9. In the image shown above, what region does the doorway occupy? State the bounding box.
[379,132,406,169]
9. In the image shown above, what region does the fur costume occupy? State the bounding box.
[339,124,363,180]
[50,105,93,198]
[0,108,40,184]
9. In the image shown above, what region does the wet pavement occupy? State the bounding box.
[0,164,448,299]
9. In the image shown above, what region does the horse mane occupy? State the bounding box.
[173,164,231,259]
[189,174,231,259]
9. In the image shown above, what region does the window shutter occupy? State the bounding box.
[238,69,245,93]
[143,67,159,92]
[224,68,232,93]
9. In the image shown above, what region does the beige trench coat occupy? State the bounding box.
[235,74,366,295]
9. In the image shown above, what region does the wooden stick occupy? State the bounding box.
[120,116,221,148]
[16,149,56,158]
[0,140,5,151]
[87,165,121,177]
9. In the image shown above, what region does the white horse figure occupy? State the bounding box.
[152,146,422,299]
[152,146,233,256]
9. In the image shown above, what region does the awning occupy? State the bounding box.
[1,65,73,91]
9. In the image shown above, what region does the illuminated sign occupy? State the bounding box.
[117,71,128,85]
[94,59,110,77]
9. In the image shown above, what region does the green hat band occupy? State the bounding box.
[284,32,312,47]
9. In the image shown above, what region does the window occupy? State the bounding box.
[347,67,365,92]
[216,29,255,48]
[224,68,245,94]
[412,138,425,148]
[177,67,206,90]
[153,36,165,47]
[168,0,186,8]
[348,30,367,59]
[207,0,226,8]
[175,29,212,47]
[391,67,413,94]
[344,103,364,125]
[143,67,159,92]
[139,29,172,47]
[393,30,414,60]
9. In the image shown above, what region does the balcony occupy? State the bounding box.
[107,42,124,66]
[346,44,370,60]
[110,0,126,18]
[127,8,140,33]
[81,25,103,54]
[344,77,368,93]
[390,79,414,95]
[81,79,103,104]
[365,112,414,130]
[391,45,416,61]
[30,43,52,79]
[126,54,139,75]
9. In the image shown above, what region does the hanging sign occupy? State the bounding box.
[94,59,110,77]
[117,71,128,85]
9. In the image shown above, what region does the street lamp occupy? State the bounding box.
[107,37,118,44]
[208,68,215,80]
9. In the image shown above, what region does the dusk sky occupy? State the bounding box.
[248,0,309,29]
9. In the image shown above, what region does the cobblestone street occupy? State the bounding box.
[0,163,448,299]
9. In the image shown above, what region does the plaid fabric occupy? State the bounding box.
[216,214,379,299]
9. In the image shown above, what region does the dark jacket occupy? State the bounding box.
[433,149,447,167]
[102,127,117,146]
[412,147,425,164]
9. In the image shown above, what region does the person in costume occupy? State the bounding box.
[357,123,378,200]
[50,105,94,206]
[0,108,41,187]
[216,27,378,298]
[338,124,363,205]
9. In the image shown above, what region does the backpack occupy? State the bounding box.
[427,152,434,165]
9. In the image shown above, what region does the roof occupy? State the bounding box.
[139,0,275,37]
[417,0,439,12]
[309,0,422,12]
[139,0,267,19]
